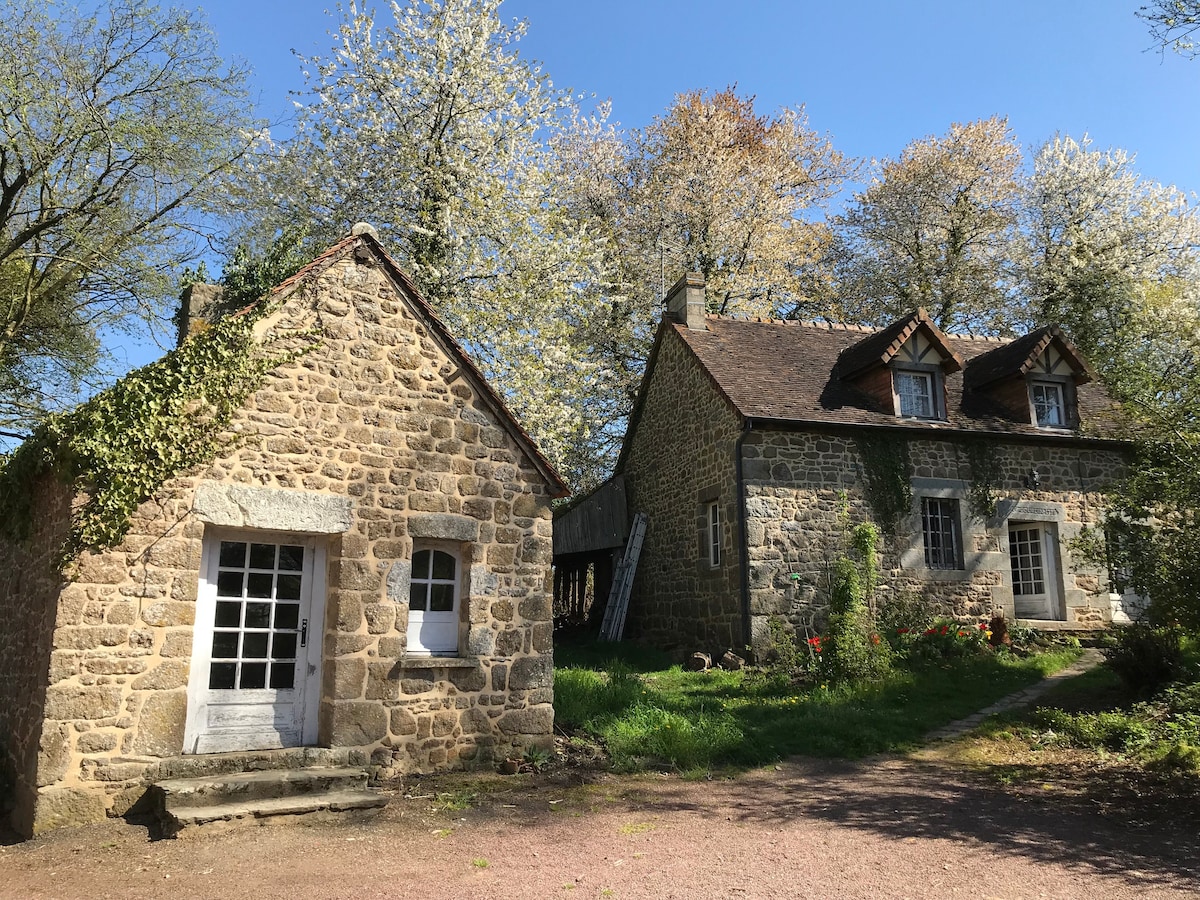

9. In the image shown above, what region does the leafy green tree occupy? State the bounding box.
[830,116,1024,332]
[0,0,261,432]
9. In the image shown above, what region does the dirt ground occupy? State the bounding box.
[2,746,1198,900]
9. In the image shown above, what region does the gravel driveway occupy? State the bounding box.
[1,751,1197,900]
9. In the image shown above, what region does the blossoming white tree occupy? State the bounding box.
[240,0,617,487]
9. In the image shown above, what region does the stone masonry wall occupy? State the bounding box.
[14,245,556,834]
[742,429,1128,655]
[0,476,72,837]
[623,329,745,656]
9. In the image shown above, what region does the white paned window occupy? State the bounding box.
[921,498,962,570]
[708,501,721,567]
[1031,381,1065,427]
[408,546,461,655]
[896,371,936,418]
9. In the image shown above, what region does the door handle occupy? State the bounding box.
[300,618,308,648]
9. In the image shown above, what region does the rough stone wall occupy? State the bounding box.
[15,247,556,835]
[0,476,72,837]
[742,430,1128,654]
[622,330,745,656]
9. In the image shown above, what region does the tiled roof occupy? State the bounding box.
[670,315,1123,439]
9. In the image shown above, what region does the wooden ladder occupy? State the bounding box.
[598,512,648,642]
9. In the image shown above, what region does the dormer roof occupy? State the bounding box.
[833,308,964,380]
[964,326,1095,390]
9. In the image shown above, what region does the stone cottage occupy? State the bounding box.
[0,228,566,837]
[604,273,1134,659]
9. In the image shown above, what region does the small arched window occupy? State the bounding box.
[408,546,461,655]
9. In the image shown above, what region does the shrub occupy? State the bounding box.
[825,558,890,682]
[1103,623,1188,696]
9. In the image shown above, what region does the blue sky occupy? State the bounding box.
[200,0,1200,192]
[100,0,1200,375]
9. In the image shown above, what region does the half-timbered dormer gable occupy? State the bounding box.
[964,326,1094,429]
[833,309,964,420]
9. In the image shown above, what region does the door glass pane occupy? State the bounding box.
[240,663,267,689]
[209,662,236,689]
[249,543,276,569]
[245,602,271,628]
[247,572,273,599]
[410,583,429,611]
[431,550,456,580]
[215,601,242,628]
[276,574,302,600]
[216,571,244,598]
[243,633,269,658]
[275,603,300,630]
[429,583,455,612]
[272,633,297,660]
[413,549,431,578]
[219,541,247,568]
[211,631,239,658]
[269,664,295,690]
[278,545,304,571]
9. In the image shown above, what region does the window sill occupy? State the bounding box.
[400,656,478,670]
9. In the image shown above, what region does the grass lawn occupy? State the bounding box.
[554,639,1081,773]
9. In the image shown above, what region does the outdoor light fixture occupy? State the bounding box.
[1025,468,1041,490]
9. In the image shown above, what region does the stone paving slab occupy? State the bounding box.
[924,648,1105,742]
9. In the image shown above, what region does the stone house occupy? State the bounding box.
[605,273,1134,659]
[0,228,566,837]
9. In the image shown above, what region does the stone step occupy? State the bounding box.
[152,766,388,837]
[155,766,370,809]
[163,787,388,840]
[167,788,388,830]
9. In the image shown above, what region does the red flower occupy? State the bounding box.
[940,625,950,635]
[978,622,988,630]
[957,630,968,637]
[924,628,936,635]
[897,627,910,634]
[870,634,881,645]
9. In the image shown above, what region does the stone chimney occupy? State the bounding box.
[176,283,226,347]
[664,272,706,331]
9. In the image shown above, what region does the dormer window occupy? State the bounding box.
[896,370,938,419]
[1030,380,1066,427]
[833,309,963,423]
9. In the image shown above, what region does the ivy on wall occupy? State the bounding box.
[962,438,1004,519]
[0,301,311,567]
[854,434,912,534]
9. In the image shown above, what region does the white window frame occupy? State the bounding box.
[708,501,721,568]
[1030,380,1066,428]
[921,497,963,570]
[407,543,462,656]
[894,369,939,419]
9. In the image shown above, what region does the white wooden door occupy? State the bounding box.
[185,533,325,753]
[1008,524,1061,620]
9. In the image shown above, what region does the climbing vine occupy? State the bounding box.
[962,438,1004,518]
[0,300,311,566]
[854,434,912,534]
